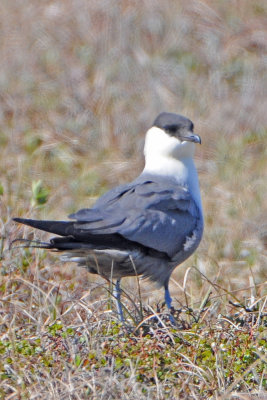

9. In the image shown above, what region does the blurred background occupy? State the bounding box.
[1,0,266,302]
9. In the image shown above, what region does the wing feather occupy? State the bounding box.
[70,176,199,258]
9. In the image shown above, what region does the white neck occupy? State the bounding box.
[142,127,202,210]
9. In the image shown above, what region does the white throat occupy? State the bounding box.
[142,127,202,210]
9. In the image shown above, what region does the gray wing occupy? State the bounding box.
[69,176,200,258]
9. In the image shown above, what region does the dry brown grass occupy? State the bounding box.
[0,0,266,399]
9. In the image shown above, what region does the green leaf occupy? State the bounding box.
[75,354,81,367]
[31,180,49,207]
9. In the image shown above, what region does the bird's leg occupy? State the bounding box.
[164,283,175,325]
[113,279,124,322]
[164,284,172,309]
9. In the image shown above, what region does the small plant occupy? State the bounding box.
[31,180,49,207]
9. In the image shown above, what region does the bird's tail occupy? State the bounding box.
[10,238,53,250]
[13,218,75,236]
[12,217,106,252]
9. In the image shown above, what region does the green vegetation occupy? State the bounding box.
[0,0,266,398]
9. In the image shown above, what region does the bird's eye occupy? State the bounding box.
[165,125,177,133]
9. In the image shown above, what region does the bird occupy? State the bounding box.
[13,112,204,322]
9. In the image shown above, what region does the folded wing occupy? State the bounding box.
[68,176,200,258]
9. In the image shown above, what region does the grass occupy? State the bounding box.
[0,0,266,398]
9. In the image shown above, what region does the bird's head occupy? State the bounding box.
[144,112,201,160]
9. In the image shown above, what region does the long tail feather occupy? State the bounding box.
[10,238,52,250]
[13,218,74,236]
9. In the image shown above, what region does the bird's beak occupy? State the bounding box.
[181,133,201,144]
